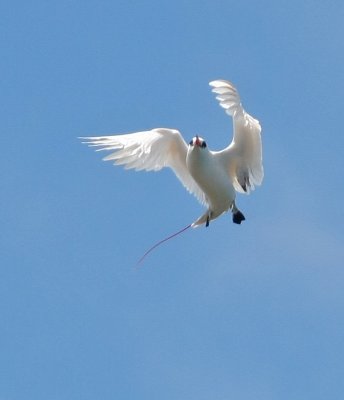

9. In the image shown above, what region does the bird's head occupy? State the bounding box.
[189,135,207,149]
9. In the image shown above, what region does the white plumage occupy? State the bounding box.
[81,79,263,228]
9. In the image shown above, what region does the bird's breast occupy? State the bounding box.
[186,149,235,210]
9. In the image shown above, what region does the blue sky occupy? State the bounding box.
[2,1,344,399]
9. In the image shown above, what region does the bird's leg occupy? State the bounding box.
[231,202,245,224]
[205,211,213,228]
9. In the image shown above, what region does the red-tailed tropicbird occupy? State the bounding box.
[81,80,263,262]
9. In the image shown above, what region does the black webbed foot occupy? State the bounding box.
[206,215,210,227]
[232,210,245,224]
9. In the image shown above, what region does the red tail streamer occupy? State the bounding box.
[137,224,192,266]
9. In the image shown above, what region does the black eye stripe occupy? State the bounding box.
[189,139,193,145]
[201,141,207,148]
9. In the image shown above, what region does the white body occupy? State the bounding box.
[186,144,236,226]
[81,80,263,227]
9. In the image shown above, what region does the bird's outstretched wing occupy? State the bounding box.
[80,128,207,205]
[210,80,263,194]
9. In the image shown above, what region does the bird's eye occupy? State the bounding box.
[189,139,193,146]
[201,141,207,148]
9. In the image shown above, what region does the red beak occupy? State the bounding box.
[195,136,201,147]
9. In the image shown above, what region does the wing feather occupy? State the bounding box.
[80,128,207,205]
[210,80,263,194]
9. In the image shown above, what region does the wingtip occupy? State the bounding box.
[209,79,234,88]
[78,136,90,144]
[209,79,222,87]
[78,136,97,146]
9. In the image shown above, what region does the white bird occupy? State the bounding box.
[81,79,263,230]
